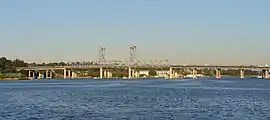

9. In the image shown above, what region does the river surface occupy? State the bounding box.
[0,77,270,120]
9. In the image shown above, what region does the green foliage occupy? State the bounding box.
[139,74,147,77]
[113,72,127,77]
[0,56,68,74]
[202,69,215,76]
[0,73,3,79]
[0,73,21,79]
[0,57,28,73]
[28,62,67,66]
[201,69,257,76]
[148,70,157,76]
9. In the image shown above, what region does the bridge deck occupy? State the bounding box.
[16,65,270,71]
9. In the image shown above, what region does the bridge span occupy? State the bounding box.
[170,65,270,69]
[16,64,270,80]
[17,65,270,70]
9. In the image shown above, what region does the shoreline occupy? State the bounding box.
[0,77,29,80]
[0,78,19,80]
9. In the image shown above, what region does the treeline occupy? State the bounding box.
[28,62,66,67]
[0,57,28,73]
[0,57,67,73]
[0,57,261,77]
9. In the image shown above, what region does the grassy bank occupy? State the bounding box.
[0,73,28,80]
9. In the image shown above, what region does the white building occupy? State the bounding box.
[156,70,169,77]
[138,70,149,77]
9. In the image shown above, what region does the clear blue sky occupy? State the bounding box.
[0,0,269,65]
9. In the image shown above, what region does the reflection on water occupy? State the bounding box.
[1,78,270,119]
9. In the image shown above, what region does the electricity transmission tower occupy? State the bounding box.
[129,45,136,66]
[98,45,106,65]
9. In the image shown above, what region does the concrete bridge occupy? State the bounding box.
[16,64,270,79]
[170,65,270,69]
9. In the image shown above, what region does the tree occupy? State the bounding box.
[0,57,14,73]
[0,57,28,73]
[13,59,28,67]
[59,62,66,66]
[29,62,37,66]
[148,70,157,76]
[139,74,147,77]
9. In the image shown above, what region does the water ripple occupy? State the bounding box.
[1,78,270,119]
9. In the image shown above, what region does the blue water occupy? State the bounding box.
[1,78,270,120]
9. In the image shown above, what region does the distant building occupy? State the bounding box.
[138,70,170,77]
[139,70,149,76]
[156,70,169,77]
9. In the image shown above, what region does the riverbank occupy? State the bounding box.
[0,78,19,80]
[0,77,29,80]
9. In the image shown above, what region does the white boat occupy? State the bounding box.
[184,74,199,78]
[183,74,194,78]
[256,75,270,79]
[256,76,263,79]
[183,74,208,78]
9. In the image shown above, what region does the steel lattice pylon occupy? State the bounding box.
[65,44,170,67]
[129,45,136,66]
[98,45,106,65]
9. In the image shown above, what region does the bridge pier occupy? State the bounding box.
[169,67,173,79]
[46,70,53,79]
[28,70,35,79]
[64,69,67,79]
[44,70,53,79]
[103,69,112,78]
[192,68,197,79]
[240,69,244,79]
[100,67,103,79]
[63,69,71,79]
[99,68,113,79]
[71,71,77,78]
[28,70,31,79]
[131,69,139,78]
[262,69,269,79]
[107,71,112,78]
[128,67,132,79]
[50,71,53,78]
[126,68,139,79]
[216,69,221,79]
[68,70,71,78]
[104,69,107,78]
[28,70,54,79]
[135,70,139,78]
[38,72,42,79]
[174,71,179,78]
[132,69,135,78]
[46,70,49,79]
[265,70,269,79]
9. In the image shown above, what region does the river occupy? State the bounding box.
[0,77,270,119]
